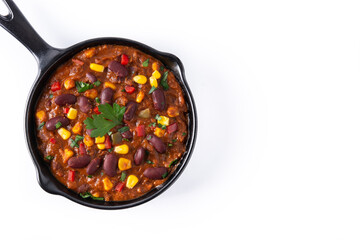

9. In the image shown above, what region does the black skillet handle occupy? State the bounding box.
[0,0,61,70]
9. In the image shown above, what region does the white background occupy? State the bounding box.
[1,0,360,239]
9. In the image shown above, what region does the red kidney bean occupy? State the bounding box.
[152,89,166,111]
[77,96,92,113]
[100,87,114,104]
[86,72,97,83]
[124,101,137,121]
[45,116,70,131]
[68,155,91,168]
[86,156,103,175]
[103,153,118,177]
[121,130,133,140]
[134,147,146,165]
[167,122,178,133]
[54,94,76,106]
[147,134,166,153]
[108,60,128,77]
[143,167,168,179]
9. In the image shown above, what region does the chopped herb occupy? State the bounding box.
[108,131,113,136]
[155,114,162,121]
[76,81,94,93]
[160,66,164,71]
[45,155,54,161]
[172,139,177,143]
[70,135,84,148]
[123,138,129,142]
[38,122,45,130]
[142,59,149,67]
[169,159,179,168]
[147,135,152,140]
[84,103,126,138]
[80,192,104,201]
[182,132,186,136]
[87,175,93,178]
[95,97,100,103]
[146,160,154,164]
[107,148,113,152]
[120,172,127,182]
[118,126,129,133]
[168,143,173,147]
[101,172,104,176]
[149,122,156,127]
[121,89,126,92]
[160,71,169,90]
[55,121,62,129]
[148,86,157,94]
[94,80,101,87]
[49,94,53,99]
[162,172,168,178]
[158,124,166,130]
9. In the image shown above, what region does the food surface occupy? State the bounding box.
[35,45,188,201]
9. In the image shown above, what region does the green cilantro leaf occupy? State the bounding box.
[94,80,101,87]
[84,103,126,138]
[120,172,127,182]
[76,81,94,93]
[160,71,169,90]
[142,59,149,67]
[38,122,45,130]
[118,126,130,133]
[45,155,54,161]
[169,159,179,168]
[148,86,157,94]
[55,121,62,129]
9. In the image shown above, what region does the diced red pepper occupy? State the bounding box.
[125,85,135,94]
[121,54,129,65]
[167,122,178,134]
[51,82,61,92]
[72,58,84,65]
[104,135,112,149]
[93,106,101,114]
[79,142,86,155]
[115,182,125,192]
[136,125,145,137]
[49,138,56,144]
[63,107,70,114]
[68,170,75,182]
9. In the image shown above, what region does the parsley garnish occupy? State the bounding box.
[55,122,62,129]
[160,66,164,71]
[87,175,93,178]
[162,172,168,179]
[107,148,113,152]
[45,155,54,161]
[168,143,173,147]
[160,71,169,90]
[118,126,129,133]
[182,132,186,136]
[120,172,126,182]
[172,139,177,143]
[148,86,157,94]
[142,59,149,67]
[79,192,104,201]
[49,94,53,99]
[155,114,162,121]
[76,81,94,93]
[94,80,101,87]
[158,124,166,130]
[95,97,100,103]
[149,122,156,127]
[70,135,84,148]
[146,160,154,164]
[38,122,45,130]
[169,159,179,168]
[84,103,126,138]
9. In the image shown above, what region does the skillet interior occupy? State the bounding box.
[25,37,197,209]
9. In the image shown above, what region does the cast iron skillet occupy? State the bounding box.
[0,0,197,209]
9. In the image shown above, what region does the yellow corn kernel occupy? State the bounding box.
[126,175,139,189]
[58,128,71,140]
[152,62,159,71]
[152,70,161,79]
[36,110,46,122]
[102,177,113,191]
[149,76,158,88]
[84,89,98,99]
[67,108,78,120]
[83,135,94,147]
[90,63,104,72]
[154,127,166,137]
[97,143,106,150]
[84,48,96,58]
[133,75,147,84]
[118,157,132,171]
[167,106,179,117]
[114,144,129,154]
[63,149,74,163]
[136,91,145,103]
[157,115,170,126]
[64,78,75,90]
[95,136,105,143]
[72,122,82,134]
[104,81,116,90]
